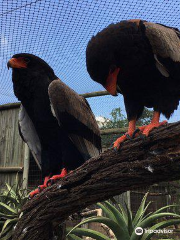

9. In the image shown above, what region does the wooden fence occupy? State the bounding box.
[0,106,26,188]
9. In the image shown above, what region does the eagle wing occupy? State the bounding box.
[18,105,41,169]
[144,21,180,77]
[48,79,101,160]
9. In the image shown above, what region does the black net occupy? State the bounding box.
[28,154,42,189]
[1,3,180,232]
[1,0,180,122]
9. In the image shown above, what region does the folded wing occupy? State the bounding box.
[48,79,101,160]
[144,21,180,77]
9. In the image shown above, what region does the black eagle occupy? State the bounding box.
[86,19,180,149]
[8,53,101,197]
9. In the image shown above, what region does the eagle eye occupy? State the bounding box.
[24,58,30,63]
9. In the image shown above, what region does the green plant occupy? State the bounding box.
[66,193,180,240]
[101,107,153,130]
[0,177,29,240]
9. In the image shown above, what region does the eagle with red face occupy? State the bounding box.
[8,53,101,198]
[86,19,180,149]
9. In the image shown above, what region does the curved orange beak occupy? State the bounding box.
[104,68,120,96]
[7,58,27,69]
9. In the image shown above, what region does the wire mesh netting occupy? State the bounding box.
[2,3,180,230]
[1,0,180,121]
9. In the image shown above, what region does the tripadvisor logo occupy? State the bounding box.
[135,227,143,235]
[135,227,173,235]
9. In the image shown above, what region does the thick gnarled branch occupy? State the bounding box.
[13,122,180,240]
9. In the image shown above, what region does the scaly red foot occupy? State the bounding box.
[138,120,167,136]
[113,129,141,150]
[47,168,68,186]
[29,176,50,199]
[114,133,130,150]
[113,119,138,150]
[138,111,167,137]
[113,112,167,150]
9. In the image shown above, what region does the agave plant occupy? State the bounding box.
[0,177,29,240]
[66,193,180,240]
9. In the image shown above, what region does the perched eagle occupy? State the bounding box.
[86,19,180,149]
[8,53,101,198]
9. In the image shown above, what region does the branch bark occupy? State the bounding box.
[13,122,180,240]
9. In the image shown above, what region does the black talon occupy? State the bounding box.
[132,128,141,139]
[125,134,132,140]
[109,142,114,149]
[114,147,118,152]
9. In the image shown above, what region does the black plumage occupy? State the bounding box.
[86,20,180,120]
[8,53,101,182]
[86,19,180,148]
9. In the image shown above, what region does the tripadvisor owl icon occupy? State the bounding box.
[135,227,143,235]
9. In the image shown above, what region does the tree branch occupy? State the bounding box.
[13,122,180,240]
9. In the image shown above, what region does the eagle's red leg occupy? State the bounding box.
[114,119,136,149]
[139,111,167,136]
[29,176,50,199]
[29,169,68,198]
[47,168,68,186]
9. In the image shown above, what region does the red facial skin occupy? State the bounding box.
[7,57,27,69]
